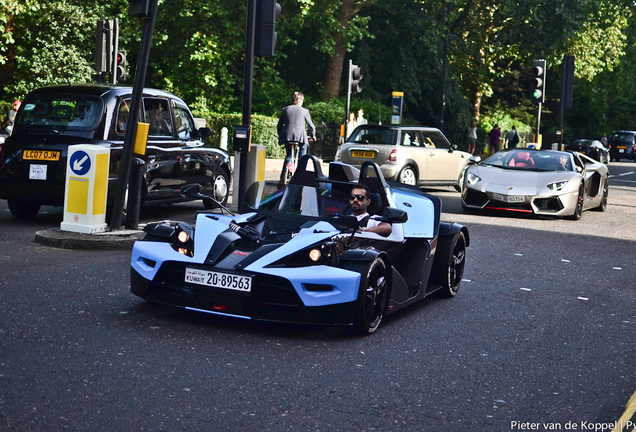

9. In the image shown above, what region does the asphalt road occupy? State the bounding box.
[1,161,635,431]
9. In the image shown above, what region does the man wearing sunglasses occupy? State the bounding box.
[349,185,392,236]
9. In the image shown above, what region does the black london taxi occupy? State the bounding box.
[0,84,232,219]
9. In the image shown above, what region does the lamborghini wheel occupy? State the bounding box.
[454,167,467,192]
[568,183,584,220]
[346,257,388,335]
[431,231,466,297]
[595,178,608,212]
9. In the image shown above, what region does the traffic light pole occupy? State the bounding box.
[536,102,542,146]
[110,18,119,85]
[109,0,158,230]
[237,0,257,208]
[345,59,352,137]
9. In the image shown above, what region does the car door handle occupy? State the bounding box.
[429,153,435,157]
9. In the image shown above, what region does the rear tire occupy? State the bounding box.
[7,198,41,219]
[595,178,608,212]
[431,231,467,297]
[207,170,229,207]
[398,166,417,186]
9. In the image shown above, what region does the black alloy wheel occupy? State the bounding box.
[595,178,609,212]
[454,167,467,193]
[346,257,389,335]
[432,231,467,297]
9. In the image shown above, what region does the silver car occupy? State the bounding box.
[336,125,473,191]
[462,149,609,220]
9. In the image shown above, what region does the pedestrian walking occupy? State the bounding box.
[488,124,501,154]
[357,109,367,125]
[466,121,477,154]
[504,126,520,149]
[346,112,357,139]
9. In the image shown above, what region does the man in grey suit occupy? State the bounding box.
[277,92,316,182]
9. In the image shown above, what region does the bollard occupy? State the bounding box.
[220,127,228,150]
[126,157,145,230]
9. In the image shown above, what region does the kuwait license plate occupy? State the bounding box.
[185,268,252,292]
[23,149,61,161]
[351,150,375,159]
[492,193,524,203]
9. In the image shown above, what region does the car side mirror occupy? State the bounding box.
[382,206,408,224]
[192,127,212,138]
[449,144,458,152]
[469,155,482,163]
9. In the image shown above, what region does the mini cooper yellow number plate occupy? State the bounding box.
[351,150,375,159]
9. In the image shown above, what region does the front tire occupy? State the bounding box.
[568,182,584,220]
[398,165,417,186]
[454,167,467,192]
[7,198,41,219]
[345,257,389,335]
[431,231,467,297]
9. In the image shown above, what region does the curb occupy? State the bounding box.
[35,228,144,250]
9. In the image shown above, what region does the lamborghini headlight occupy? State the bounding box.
[547,180,568,191]
[467,172,481,185]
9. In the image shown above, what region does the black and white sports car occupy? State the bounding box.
[461,148,609,220]
[131,156,470,335]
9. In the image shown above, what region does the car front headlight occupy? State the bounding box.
[142,221,195,257]
[467,172,481,185]
[269,241,340,268]
[547,180,568,191]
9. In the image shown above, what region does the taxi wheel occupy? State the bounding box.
[7,198,41,219]
[398,166,417,186]
[207,170,229,207]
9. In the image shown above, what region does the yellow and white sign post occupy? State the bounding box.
[60,144,110,234]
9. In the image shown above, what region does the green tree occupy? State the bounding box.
[1,0,109,99]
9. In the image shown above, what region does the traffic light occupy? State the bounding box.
[349,63,363,94]
[254,0,281,57]
[129,0,151,18]
[116,50,127,82]
[531,59,546,103]
[95,20,115,73]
